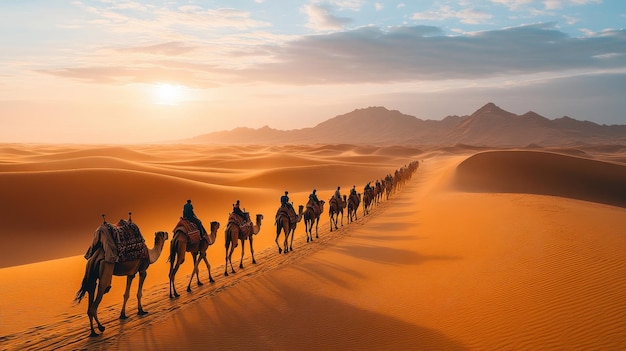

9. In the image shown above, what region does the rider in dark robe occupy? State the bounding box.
[183,199,207,238]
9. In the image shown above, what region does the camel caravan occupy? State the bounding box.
[74,160,419,337]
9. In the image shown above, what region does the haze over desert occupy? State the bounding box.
[0,141,624,350]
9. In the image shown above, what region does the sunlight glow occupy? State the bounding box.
[154,83,185,106]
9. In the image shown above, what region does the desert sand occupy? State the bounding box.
[1,143,625,350]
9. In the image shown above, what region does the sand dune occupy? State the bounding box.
[1,144,624,350]
[454,150,626,207]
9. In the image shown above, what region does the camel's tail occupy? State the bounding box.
[167,232,179,264]
[225,224,232,249]
[74,253,100,304]
[276,219,284,236]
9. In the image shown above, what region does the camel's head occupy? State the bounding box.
[256,214,263,223]
[210,221,220,233]
[155,231,169,243]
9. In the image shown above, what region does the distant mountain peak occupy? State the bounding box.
[473,102,509,116]
[183,102,626,146]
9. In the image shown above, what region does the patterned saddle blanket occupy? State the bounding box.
[174,218,201,246]
[228,212,253,239]
[348,193,360,207]
[306,199,321,216]
[108,219,148,262]
[275,206,298,224]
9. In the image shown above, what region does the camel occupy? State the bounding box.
[385,178,393,200]
[224,213,264,276]
[275,205,304,254]
[304,200,325,242]
[363,187,375,216]
[329,195,346,231]
[168,221,220,298]
[347,192,361,224]
[75,229,168,337]
[375,181,384,204]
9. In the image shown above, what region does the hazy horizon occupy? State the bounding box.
[1,1,625,143]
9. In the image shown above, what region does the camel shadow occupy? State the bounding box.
[130,281,469,351]
[329,243,460,266]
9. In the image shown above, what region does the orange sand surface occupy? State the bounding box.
[1,144,625,350]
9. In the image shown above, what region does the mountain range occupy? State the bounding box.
[185,102,626,146]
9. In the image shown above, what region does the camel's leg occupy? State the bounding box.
[83,259,100,337]
[200,253,214,283]
[250,236,257,264]
[86,288,99,337]
[90,261,113,335]
[187,252,202,292]
[239,239,246,269]
[305,220,312,242]
[120,273,136,320]
[136,270,148,315]
[315,218,320,238]
[169,242,186,298]
[225,243,236,276]
[169,257,183,298]
[289,227,295,251]
[275,225,283,254]
[282,226,289,254]
[193,252,204,286]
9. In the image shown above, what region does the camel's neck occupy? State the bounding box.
[252,219,262,234]
[148,236,165,264]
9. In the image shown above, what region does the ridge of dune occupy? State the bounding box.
[454,150,626,207]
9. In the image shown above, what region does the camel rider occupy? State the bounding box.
[308,189,321,214]
[233,200,245,220]
[281,191,290,207]
[333,186,342,205]
[183,199,207,238]
[350,185,357,196]
[279,190,297,222]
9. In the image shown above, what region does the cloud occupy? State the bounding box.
[38,64,222,88]
[117,41,198,56]
[326,0,365,11]
[491,0,602,11]
[236,23,626,84]
[71,1,272,34]
[38,23,626,89]
[411,5,493,25]
[304,4,352,30]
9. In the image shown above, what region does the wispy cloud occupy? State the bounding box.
[304,4,353,30]
[411,5,493,25]
[117,41,198,56]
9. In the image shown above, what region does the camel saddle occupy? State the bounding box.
[275,205,298,225]
[228,212,253,239]
[329,196,343,208]
[349,193,360,206]
[173,218,201,246]
[306,198,322,216]
[110,219,148,262]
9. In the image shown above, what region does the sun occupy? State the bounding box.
[153,83,184,106]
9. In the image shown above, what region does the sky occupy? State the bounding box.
[1,0,625,143]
